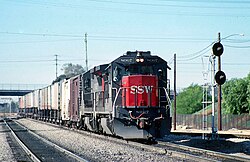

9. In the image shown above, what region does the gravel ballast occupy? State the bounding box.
[0,123,16,162]
[17,118,186,162]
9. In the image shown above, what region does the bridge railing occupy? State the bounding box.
[0,84,47,91]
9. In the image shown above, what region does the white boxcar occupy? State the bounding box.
[40,88,44,110]
[61,79,70,121]
[19,96,25,109]
[38,88,44,110]
[47,85,51,110]
[33,89,39,109]
[51,82,59,110]
[40,87,48,110]
[25,92,33,109]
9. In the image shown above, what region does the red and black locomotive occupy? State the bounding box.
[19,51,172,140]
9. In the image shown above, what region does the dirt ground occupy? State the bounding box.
[172,125,250,135]
[166,125,250,159]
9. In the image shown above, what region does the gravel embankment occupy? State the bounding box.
[17,119,184,162]
[163,133,250,159]
[0,123,16,162]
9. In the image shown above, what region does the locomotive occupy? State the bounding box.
[19,51,172,139]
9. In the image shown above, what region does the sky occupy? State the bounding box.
[0,0,250,90]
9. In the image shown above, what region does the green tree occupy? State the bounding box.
[222,76,249,114]
[247,73,250,109]
[176,84,205,114]
[61,63,85,78]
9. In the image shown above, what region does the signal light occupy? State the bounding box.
[215,70,226,85]
[212,42,224,56]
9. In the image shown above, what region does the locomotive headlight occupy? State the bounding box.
[136,57,144,63]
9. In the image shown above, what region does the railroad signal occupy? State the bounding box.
[215,70,226,85]
[212,42,224,56]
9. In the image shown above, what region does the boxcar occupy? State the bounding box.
[70,75,82,126]
[61,79,70,124]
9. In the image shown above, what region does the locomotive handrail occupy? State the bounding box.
[112,87,122,118]
[163,87,172,112]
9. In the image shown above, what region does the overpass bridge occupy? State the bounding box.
[0,84,47,96]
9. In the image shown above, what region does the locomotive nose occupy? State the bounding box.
[122,75,158,108]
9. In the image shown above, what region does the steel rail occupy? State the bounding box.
[123,139,218,162]
[15,121,88,162]
[157,141,250,162]
[4,120,41,162]
[19,118,218,162]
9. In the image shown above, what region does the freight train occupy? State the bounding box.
[19,51,172,140]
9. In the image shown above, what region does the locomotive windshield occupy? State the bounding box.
[125,65,154,75]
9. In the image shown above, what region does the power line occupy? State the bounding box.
[5,0,250,9]
[3,0,250,17]
[0,59,54,63]
[0,58,110,63]
[156,0,250,4]
[1,31,248,44]
[177,48,211,61]
[0,57,248,66]
[0,31,214,42]
[175,35,249,61]
[0,32,82,38]
[89,35,212,41]
[0,38,82,44]
[88,0,250,9]
[224,44,250,48]
[177,42,214,60]
[177,62,250,66]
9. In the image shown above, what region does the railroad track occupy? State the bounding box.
[6,117,249,162]
[0,121,33,161]
[4,119,88,162]
[17,118,250,162]
[156,140,250,162]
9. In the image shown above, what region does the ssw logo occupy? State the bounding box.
[130,86,153,94]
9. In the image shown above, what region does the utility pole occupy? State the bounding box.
[217,32,222,131]
[173,54,177,130]
[211,55,216,135]
[54,54,58,79]
[85,33,88,71]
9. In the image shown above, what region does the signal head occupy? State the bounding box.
[212,42,224,56]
